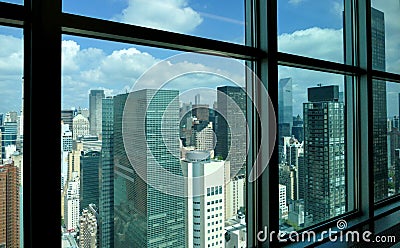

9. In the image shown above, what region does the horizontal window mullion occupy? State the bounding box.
[372,70,400,84]
[61,13,264,61]
[278,52,365,76]
[0,2,24,27]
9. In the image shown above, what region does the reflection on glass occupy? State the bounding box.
[61,36,248,247]
[371,1,400,74]
[278,67,349,231]
[62,0,245,44]
[0,27,24,247]
[278,0,344,63]
[378,81,400,200]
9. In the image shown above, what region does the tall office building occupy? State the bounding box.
[195,93,200,105]
[371,7,388,201]
[303,85,346,224]
[279,184,289,220]
[99,96,114,248]
[89,89,105,138]
[193,121,215,153]
[113,89,185,247]
[61,123,72,190]
[64,176,80,232]
[182,151,225,248]
[0,121,18,160]
[0,162,20,248]
[216,86,247,178]
[80,150,100,212]
[225,174,245,221]
[278,78,293,137]
[395,149,400,194]
[72,113,90,140]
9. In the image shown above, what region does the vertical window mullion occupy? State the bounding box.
[26,0,62,247]
[356,0,374,220]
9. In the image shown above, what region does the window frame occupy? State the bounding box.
[0,0,400,247]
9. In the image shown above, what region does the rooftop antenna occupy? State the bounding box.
[317,83,322,87]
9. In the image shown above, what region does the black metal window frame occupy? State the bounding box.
[0,0,400,247]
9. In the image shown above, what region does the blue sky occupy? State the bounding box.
[0,0,399,117]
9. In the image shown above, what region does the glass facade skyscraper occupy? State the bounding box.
[100,96,114,248]
[278,78,293,137]
[215,86,247,179]
[80,150,100,212]
[89,89,105,138]
[113,89,186,248]
[303,85,346,224]
[371,7,388,201]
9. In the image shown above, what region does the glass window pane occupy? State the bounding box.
[62,0,245,44]
[0,26,24,247]
[371,1,400,74]
[375,80,400,202]
[278,0,344,63]
[61,35,248,247]
[278,66,352,231]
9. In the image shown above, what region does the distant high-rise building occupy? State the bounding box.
[0,113,3,126]
[99,96,114,248]
[371,7,388,201]
[279,184,288,220]
[292,115,304,142]
[278,78,293,137]
[80,150,100,212]
[72,114,90,140]
[304,85,346,224]
[193,121,215,154]
[225,174,245,221]
[89,90,105,138]
[79,204,99,248]
[195,93,201,105]
[0,162,20,248]
[64,175,80,232]
[0,122,18,160]
[182,151,225,248]
[216,86,247,178]
[61,123,72,190]
[113,89,185,247]
[61,109,74,131]
[395,149,400,194]
[192,104,209,121]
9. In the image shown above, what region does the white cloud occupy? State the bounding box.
[113,0,203,33]
[0,34,23,113]
[279,27,344,63]
[331,1,344,17]
[288,0,305,6]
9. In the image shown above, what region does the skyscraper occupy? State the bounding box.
[182,151,225,248]
[215,86,247,178]
[0,161,20,248]
[113,89,186,247]
[278,78,293,137]
[80,150,100,212]
[89,89,105,138]
[99,96,114,248]
[371,7,388,201]
[72,113,90,140]
[304,85,346,224]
